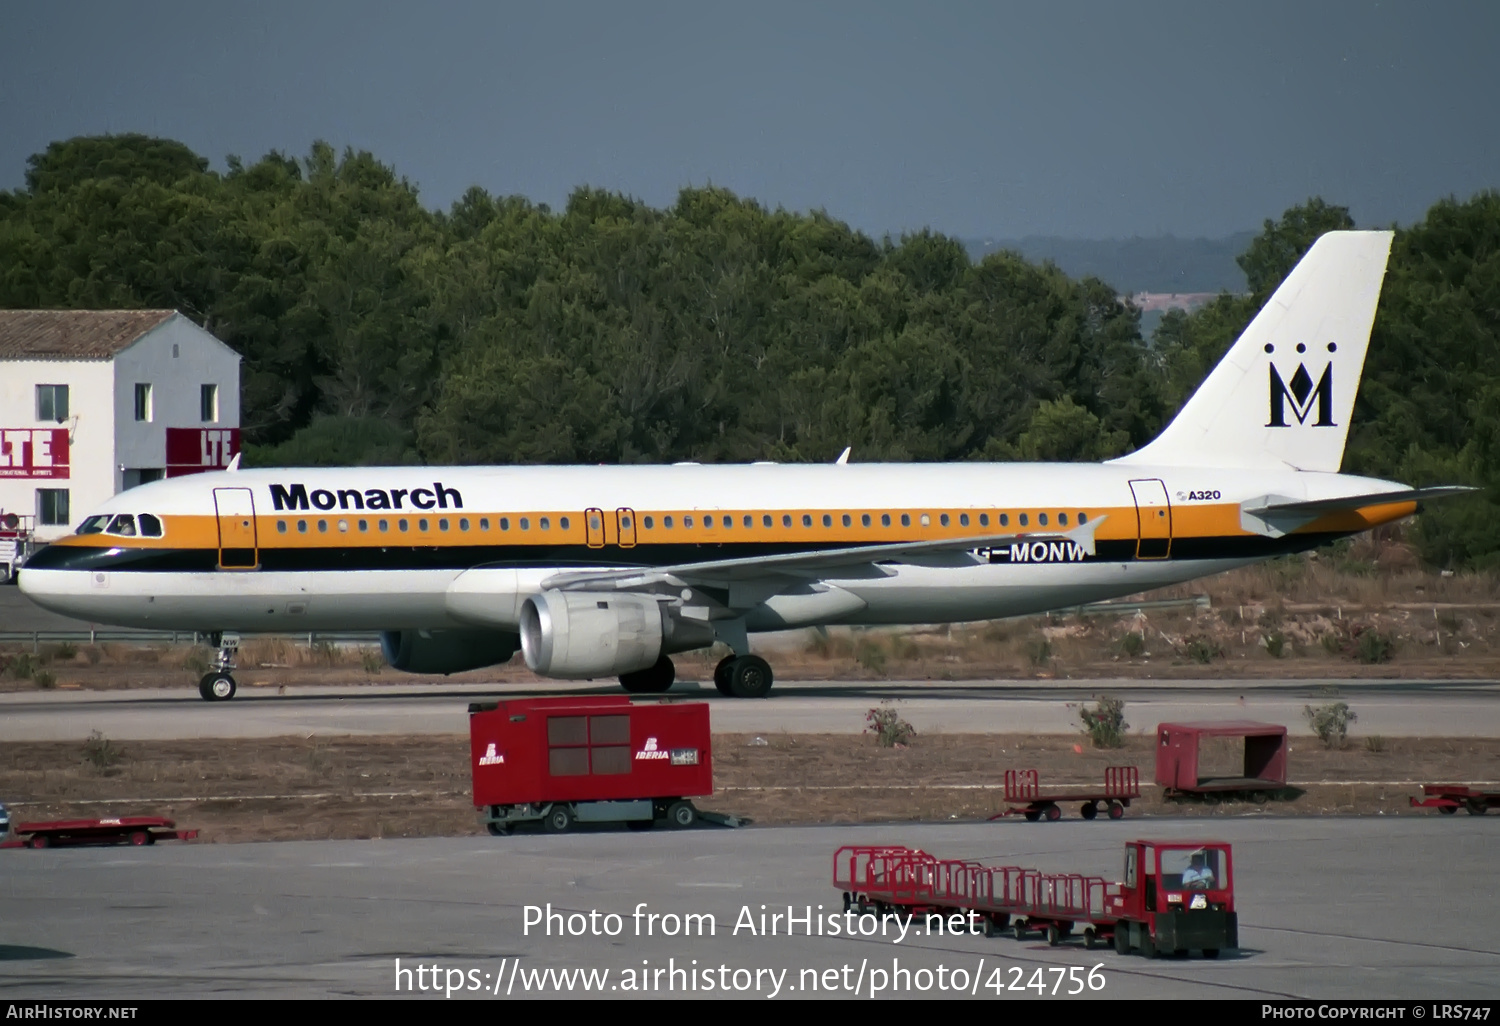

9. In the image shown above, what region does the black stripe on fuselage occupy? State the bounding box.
[23,533,1347,574]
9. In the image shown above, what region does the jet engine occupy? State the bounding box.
[520,590,713,679]
[379,628,520,675]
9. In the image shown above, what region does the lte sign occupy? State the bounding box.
[0,428,70,479]
[166,428,241,477]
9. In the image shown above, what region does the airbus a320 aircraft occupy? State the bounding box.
[18,231,1469,701]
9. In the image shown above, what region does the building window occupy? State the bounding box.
[134,383,153,422]
[36,385,68,423]
[38,489,69,526]
[200,384,218,423]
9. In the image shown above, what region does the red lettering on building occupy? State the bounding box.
[0,428,70,479]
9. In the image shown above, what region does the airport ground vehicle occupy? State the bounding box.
[833,839,1237,958]
[2,816,198,849]
[1156,721,1289,800]
[994,766,1139,821]
[1410,784,1500,816]
[470,696,712,834]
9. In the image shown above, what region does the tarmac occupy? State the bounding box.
[1,818,1495,999]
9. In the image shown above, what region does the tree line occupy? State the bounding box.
[0,136,1495,566]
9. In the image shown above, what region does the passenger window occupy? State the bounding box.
[319,519,329,532]
[861,513,871,527]
[822,514,832,527]
[277,520,288,534]
[998,514,1007,526]
[1078,512,1088,524]
[358,519,369,532]
[980,513,990,526]
[520,518,530,530]
[439,518,450,531]
[106,514,137,536]
[703,515,712,528]
[1058,513,1068,526]
[842,514,851,527]
[684,516,694,528]
[664,516,674,528]
[298,520,308,534]
[1019,513,1029,526]
[480,517,489,531]
[379,519,389,532]
[940,513,950,527]
[540,517,550,530]
[721,516,731,530]
[398,519,409,532]
[562,516,571,530]
[801,514,812,527]
[500,517,509,530]
[763,515,772,527]
[782,514,792,528]
[1038,513,1048,526]
[459,518,469,531]
[920,514,930,527]
[337,519,349,533]
[959,513,969,527]
[900,514,911,527]
[881,513,891,527]
[744,515,753,528]
[417,518,428,532]
[644,516,654,529]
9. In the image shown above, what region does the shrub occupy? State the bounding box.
[1263,631,1287,658]
[1304,702,1357,748]
[1354,629,1395,664]
[891,635,921,661]
[1117,631,1145,657]
[1320,634,1343,656]
[55,642,78,660]
[1080,696,1127,749]
[1364,735,1387,753]
[32,670,56,690]
[865,701,916,747]
[82,729,123,770]
[1184,636,1223,664]
[7,653,37,679]
[855,639,887,674]
[360,648,384,674]
[1026,637,1052,666]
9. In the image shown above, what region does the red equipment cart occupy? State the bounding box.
[3,817,198,849]
[833,838,1237,958]
[993,766,1140,821]
[1156,721,1288,800]
[470,696,713,835]
[1410,784,1500,816]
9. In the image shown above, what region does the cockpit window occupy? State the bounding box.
[77,515,108,535]
[139,514,163,538]
[105,514,137,537]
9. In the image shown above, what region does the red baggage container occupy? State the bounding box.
[1155,721,1288,798]
[470,696,713,835]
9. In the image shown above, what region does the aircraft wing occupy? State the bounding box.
[1240,486,1476,538]
[539,517,1106,598]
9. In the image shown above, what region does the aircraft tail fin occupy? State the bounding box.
[1114,230,1394,472]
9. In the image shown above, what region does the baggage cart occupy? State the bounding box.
[992,766,1140,821]
[3,816,198,849]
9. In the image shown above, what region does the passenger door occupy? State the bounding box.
[615,507,637,548]
[1128,479,1172,559]
[213,487,258,569]
[585,507,606,548]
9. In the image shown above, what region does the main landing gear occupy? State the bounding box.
[713,654,774,699]
[196,633,239,702]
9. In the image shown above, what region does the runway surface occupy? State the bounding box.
[3,677,1499,741]
[1,818,1495,999]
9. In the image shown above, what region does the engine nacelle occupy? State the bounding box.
[522,590,687,679]
[379,629,520,675]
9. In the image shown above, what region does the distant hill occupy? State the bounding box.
[963,232,1254,295]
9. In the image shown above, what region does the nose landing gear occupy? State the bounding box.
[196,633,239,701]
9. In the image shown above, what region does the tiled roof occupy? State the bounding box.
[0,309,178,360]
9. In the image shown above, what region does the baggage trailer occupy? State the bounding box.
[470,696,713,835]
[833,838,1237,958]
[1410,784,1500,816]
[992,766,1140,821]
[3,817,198,849]
[1155,720,1288,800]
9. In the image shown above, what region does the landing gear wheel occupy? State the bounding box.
[129,831,152,846]
[542,805,575,834]
[665,801,696,829]
[198,672,236,701]
[620,655,675,694]
[486,821,512,837]
[1107,801,1125,820]
[726,655,774,699]
[1113,927,1130,955]
[1043,803,1062,822]
[713,656,736,696]
[1081,802,1098,820]
[1023,810,1041,822]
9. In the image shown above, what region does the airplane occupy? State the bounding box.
[17,230,1472,701]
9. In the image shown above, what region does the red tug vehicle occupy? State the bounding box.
[470,696,713,834]
[834,840,1237,959]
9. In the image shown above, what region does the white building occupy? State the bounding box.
[0,310,241,547]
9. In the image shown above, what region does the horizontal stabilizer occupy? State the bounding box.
[1240,486,1476,538]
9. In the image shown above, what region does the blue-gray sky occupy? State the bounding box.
[2,1,1496,239]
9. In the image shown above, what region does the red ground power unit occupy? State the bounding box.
[470,696,713,835]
